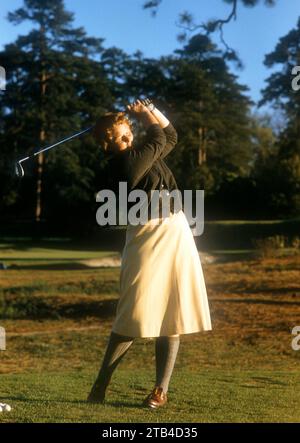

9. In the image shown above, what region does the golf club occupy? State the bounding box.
[15,126,94,178]
[14,98,154,178]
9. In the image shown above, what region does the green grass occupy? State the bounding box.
[0,239,300,422]
[0,240,119,267]
[1,369,300,423]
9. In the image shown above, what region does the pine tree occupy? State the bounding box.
[121,34,254,194]
[259,17,300,215]
[0,0,113,227]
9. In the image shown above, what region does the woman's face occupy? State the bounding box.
[109,123,134,151]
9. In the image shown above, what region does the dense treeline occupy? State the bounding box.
[0,0,299,236]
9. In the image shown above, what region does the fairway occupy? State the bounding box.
[1,0,300,430]
[1,240,300,423]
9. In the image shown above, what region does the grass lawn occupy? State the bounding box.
[0,239,119,269]
[0,239,300,422]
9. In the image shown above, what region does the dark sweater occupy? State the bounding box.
[101,122,179,218]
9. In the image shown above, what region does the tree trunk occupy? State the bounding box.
[35,141,45,223]
[198,127,207,165]
[35,68,46,223]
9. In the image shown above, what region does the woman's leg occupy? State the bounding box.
[143,334,180,408]
[87,330,134,403]
[155,334,180,393]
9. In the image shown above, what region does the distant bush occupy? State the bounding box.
[0,293,59,319]
[252,235,300,258]
[291,236,300,249]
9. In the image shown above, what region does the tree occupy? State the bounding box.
[0,0,113,230]
[260,17,300,140]
[143,0,276,58]
[122,33,254,196]
[258,17,300,215]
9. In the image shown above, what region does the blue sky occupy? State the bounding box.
[0,0,299,110]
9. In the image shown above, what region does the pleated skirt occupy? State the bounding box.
[111,210,212,338]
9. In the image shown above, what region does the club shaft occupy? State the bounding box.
[32,126,93,158]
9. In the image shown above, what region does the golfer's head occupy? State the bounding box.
[94,112,133,152]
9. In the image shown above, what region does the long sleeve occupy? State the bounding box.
[117,123,167,189]
[160,122,178,160]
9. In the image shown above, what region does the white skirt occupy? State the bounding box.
[111,210,212,338]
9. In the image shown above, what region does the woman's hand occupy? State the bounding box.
[140,98,170,129]
[126,99,148,116]
[127,99,158,129]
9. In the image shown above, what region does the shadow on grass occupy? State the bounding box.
[250,376,288,385]
[209,283,300,296]
[214,298,300,306]
[230,287,300,295]
[106,400,145,408]
[0,298,118,320]
[0,236,126,253]
[58,300,118,319]
[8,262,120,271]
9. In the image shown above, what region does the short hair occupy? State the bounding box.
[93,112,132,151]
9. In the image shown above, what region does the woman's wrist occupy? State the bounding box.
[139,109,159,128]
[126,99,160,129]
[141,98,156,113]
[140,98,170,129]
[146,103,156,112]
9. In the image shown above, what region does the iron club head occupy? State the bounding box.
[14,125,95,179]
[15,161,25,178]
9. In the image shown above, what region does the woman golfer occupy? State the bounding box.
[87,99,212,409]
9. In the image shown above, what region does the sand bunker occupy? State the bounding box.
[79,251,217,268]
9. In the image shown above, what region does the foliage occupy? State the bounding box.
[143,0,276,57]
[258,17,300,216]
[0,0,298,231]
[0,0,113,230]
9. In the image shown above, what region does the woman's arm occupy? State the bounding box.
[148,107,170,129]
[127,100,158,128]
[120,100,167,188]
[142,99,178,160]
[160,122,178,160]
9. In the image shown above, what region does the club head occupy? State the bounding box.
[15,161,25,178]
